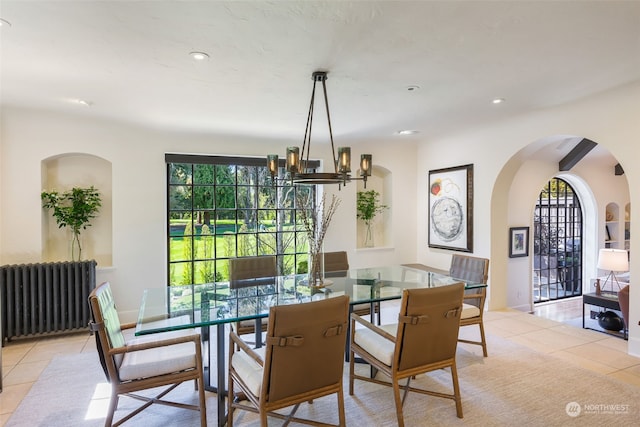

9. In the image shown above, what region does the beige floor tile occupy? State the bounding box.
[2,360,50,387]
[21,341,87,363]
[607,369,640,387]
[594,335,631,352]
[483,323,516,338]
[483,309,522,321]
[562,342,640,370]
[509,329,590,353]
[549,350,617,375]
[1,365,16,379]
[485,317,545,336]
[0,412,13,426]
[621,362,640,377]
[513,313,562,329]
[0,382,33,415]
[1,343,34,367]
[508,334,551,353]
[546,323,608,342]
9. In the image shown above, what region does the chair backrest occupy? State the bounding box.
[618,284,630,328]
[394,283,464,372]
[449,254,489,284]
[323,251,349,277]
[261,295,350,403]
[88,282,126,381]
[229,255,277,289]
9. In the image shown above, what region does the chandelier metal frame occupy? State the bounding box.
[268,71,372,187]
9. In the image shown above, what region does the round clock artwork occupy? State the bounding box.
[430,196,464,242]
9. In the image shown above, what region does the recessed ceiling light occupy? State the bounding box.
[0,18,12,27]
[492,98,505,104]
[397,130,419,136]
[189,51,209,61]
[406,85,420,92]
[67,98,92,107]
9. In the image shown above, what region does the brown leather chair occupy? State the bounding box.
[618,284,630,334]
[322,251,380,323]
[229,255,277,337]
[349,283,465,426]
[450,254,490,356]
[322,251,349,277]
[228,295,350,426]
[88,282,207,427]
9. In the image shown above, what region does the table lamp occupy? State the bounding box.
[597,248,629,292]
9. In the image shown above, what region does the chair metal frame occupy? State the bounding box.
[88,282,207,427]
[349,284,465,427]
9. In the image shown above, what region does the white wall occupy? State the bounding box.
[417,81,640,355]
[0,107,418,322]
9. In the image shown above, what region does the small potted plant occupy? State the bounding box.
[41,186,102,261]
[356,190,388,247]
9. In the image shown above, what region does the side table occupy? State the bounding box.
[582,292,627,339]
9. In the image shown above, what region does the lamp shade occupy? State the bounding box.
[597,248,629,272]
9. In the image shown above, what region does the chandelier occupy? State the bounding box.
[267,71,372,187]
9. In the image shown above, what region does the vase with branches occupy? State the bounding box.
[41,186,102,261]
[297,193,341,287]
[356,190,388,247]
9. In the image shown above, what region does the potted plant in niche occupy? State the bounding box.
[356,190,388,247]
[41,186,102,261]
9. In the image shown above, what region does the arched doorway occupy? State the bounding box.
[533,177,583,303]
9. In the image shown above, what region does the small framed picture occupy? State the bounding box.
[509,227,529,258]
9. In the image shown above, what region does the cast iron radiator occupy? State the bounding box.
[0,260,97,342]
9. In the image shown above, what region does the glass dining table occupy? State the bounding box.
[135,264,485,426]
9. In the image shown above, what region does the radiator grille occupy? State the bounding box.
[0,260,97,341]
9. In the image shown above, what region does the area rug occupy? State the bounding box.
[7,333,639,426]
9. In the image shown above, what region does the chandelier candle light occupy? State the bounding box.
[267,71,373,187]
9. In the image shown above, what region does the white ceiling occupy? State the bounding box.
[1,1,639,162]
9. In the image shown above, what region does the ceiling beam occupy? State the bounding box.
[559,138,598,171]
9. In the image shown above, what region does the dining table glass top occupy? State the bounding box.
[135,264,485,336]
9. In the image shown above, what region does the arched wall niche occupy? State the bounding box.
[41,153,113,266]
[356,165,392,248]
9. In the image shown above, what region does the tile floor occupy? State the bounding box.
[1,298,639,425]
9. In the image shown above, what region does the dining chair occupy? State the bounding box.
[323,250,381,324]
[349,283,465,426]
[88,282,207,427]
[449,254,490,357]
[322,251,349,277]
[618,284,630,332]
[229,255,277,338]
[228,294,350,426]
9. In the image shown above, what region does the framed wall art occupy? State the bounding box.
[509,226,529,258]
[428,164,473,252]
